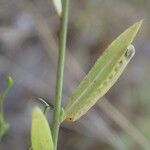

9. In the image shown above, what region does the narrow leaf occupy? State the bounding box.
[53,0,62,17]
[31,107,54,150]
[63,20,143,122]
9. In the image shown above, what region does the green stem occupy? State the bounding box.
[0,88,10,139]
[52,0,69,150]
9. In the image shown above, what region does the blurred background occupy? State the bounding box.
[0,0,150,150]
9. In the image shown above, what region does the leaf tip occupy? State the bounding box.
[137,19,143,29]
[32,107,42,118]
[132,19,143,34]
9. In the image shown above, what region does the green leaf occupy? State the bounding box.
[63,20,143,122]
[52,0,62,17]
[31,107,54,150]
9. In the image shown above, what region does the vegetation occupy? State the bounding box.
[30,1,142,150]
[0,1,144,150]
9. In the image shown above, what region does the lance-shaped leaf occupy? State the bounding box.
[62,20,143,122]
[31,107,54,150]
[53,0,62,17]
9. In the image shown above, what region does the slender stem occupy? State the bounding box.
[0,87,11,139]
[52,0,69,150]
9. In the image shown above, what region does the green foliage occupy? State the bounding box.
[0,75,14,139]
[62,20,143,122]
[31,107,54,150]
[30,2,143,150]
[0,118,9,140]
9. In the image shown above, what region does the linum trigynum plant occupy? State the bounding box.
[31,1,143,150]
[0,76,14,140]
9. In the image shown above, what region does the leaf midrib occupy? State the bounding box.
[65,52,119,114]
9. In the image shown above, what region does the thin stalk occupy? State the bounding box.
[52,0,69,150]
[0,87,11,139]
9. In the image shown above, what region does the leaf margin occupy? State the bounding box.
[62,20,143,122]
